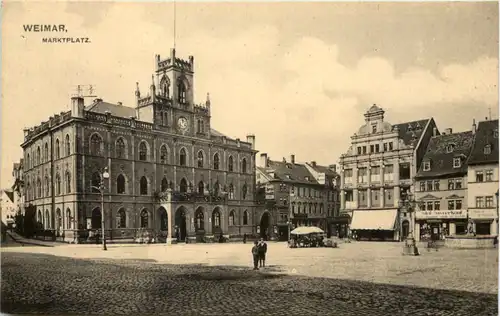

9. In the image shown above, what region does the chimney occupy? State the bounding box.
[260,153,268,167]
[444,128,453,135]
[472,119,477,135]
[290,154,295,164]
[311,161,317,167]
[246,134,255,150]
[117,102,123,106]
[328,164,337,172]
[71,96,85,118]
[282,157,287,163]
[432,127,437,136]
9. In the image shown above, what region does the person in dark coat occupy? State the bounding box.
[257,238,268,267]
[243,233,247,244]
[251,241,259,270]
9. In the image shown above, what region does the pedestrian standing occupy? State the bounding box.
[251,241,259,270]
[258,238,268,267]
[243,233,247,244]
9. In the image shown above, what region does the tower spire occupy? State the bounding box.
[173,0,177,50]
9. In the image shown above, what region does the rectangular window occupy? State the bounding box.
[345,190,353,202]
[448,180,455,190]
[418,202,425,210]
[370,166,381,182]
[357,147,362,155]
[433,180,440,191]
[344,169,353,184]
[383,165,394,182]
[370,145,374,153]
[486,170,494,181]
[485,196,494,208]
[372,124,377,133]
[476,171,484,182]
[426,201,433,211]
[476,222,491,235]
[358,168,367,183]
[399,163,411,180]
[434,201,441,210]
[375,144,380,153]
[476,196,485,208]
[362,146,367,154]
[358,190,367,207]
[455,179,462,189]
[426,181,433,191]
[420,181,425,192]
[453,157,461,168]
[455,199,462,210]
[383,143,388,151]
[389,142,393,150]
[423,162,430,171]
[448,200,455,210]
[384,189,393,206]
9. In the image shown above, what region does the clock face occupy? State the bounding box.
[177,117,188,130]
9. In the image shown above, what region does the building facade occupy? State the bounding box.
[21,48,259,243]
[467,119,499,236]
[414,128,474,241]
[256,154,339,240]
[339,105,437,241]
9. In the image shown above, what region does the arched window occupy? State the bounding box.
[228,184,234,199]
[37,147,41,165]
[37,177,42,198]
[161,177,169,192]
[45,209,50,229]
[44,143,49,162]
[116,209,126,228]
[198,181,204,195]
[116,138,126,158]
[117,174,126,194]
[90,134,103,156]
[66,172,71,193]
[37,210,42,225]
[140,209,149,228]
[139,141,148,161]
[243,210,249,225]
[55,139,60,159]
[180,178,188,193]
[65,134,71,156]
[26,182,30,200]
[242,184,248,200]
[91,172,101,193]
[160,75,170,98]
[44,176,50,196]
[241,158,247,173]
[178,81,187,103]
[320,204,324,214]
[197,151,204,168]
[195,208,204,230]
[56,209,62,231]
[214,181,220,196]
[179,148,187,166]
[160,145,168,164]
[213,210,221,227]
[213,153,220,170]
[228,156,234,172]
[65,208,72,229]
[292,202,296,214]
[140,176,148,195]
[229,210,235,226]
[56,173,61,195]
[27,153,30,169]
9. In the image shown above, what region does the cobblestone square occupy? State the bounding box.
[1,241,498,315]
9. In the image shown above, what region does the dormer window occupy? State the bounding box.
[484,144,492,155]
[286,175,291,179]
[453,157,461,168]
[446,144,455,153]
[305,176,310,181]
[423,161,431,171]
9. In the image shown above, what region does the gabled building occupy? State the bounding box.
[414,128,475,241]
[256,154,339,240]
[0,189,16,227]
[339,105,437,241]
[467,119,499,236]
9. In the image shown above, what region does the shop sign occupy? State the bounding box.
[265,184,275,200]
[468,209,497,219]
[415,210,467,219]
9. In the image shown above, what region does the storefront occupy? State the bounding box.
[329,214,350,238]
[468,209,498,236]
[414,209,468,241]
[349,209,399,241]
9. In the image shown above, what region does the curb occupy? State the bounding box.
[6,232,54,247]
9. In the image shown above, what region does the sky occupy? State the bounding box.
[1,1,499,188]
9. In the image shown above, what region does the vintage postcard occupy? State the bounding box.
[1,1,498,315]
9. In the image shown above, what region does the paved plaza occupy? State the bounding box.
[1,240,498,315]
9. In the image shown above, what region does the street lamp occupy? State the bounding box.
[398,191,419,256]
[90,167,110,251]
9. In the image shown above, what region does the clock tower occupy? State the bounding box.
[136,48,210,138]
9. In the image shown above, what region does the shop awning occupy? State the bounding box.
[350,209,398,231]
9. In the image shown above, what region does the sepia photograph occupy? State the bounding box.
[1,1,499,315]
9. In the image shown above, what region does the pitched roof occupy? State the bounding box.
[468,119,499,165]
[306,163,338,177]
[393,119,431,147]
[85,100,136,118]
[2,190,14,203]
[415,131,474,178]
[210,128,235,141]
[260,160,320,185]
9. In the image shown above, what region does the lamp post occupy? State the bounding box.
[398,191,419,256]
[90,167,110,251]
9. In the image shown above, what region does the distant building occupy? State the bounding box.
[20,48,258,243]
[467,119,499,236]
[414,128,475,241]
[256,154,339,240]
[339,105,438,241]
[12,160,24,215]
[0,189,16,227]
